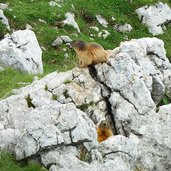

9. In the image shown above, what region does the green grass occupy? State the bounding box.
[0,152,47,171]
[0,0,171,99]
[0,68,34,99]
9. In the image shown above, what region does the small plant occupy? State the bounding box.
[52,94,59,100]
[25,94,36,108]
[64,79,72,84]
[158,95,171,106]
[63,89,70,98]
[77,102,94,111]
[44,84,48,91]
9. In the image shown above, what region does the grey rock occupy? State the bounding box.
[136,2,171,35]
[0,3,8,10]
[96,14,108,28]
[0,9,10,30]
[114,23,133,33]
[0,30,43,74]
[95,37,171,170]
[49,1,62,8]
[0,66,4,72]
[63,12,80,33]
[98,29,110,39]
[25,23,33,30]
[52,35,72,46]
[0,37,171,171]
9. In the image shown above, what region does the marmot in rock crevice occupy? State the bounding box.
[71,40,110,68]
[97,120,113,143]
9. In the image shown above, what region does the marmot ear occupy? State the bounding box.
[78,41,86,51]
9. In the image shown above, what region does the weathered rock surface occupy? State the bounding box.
[0,37,171,171]
[0,30,43,74]
[62,12,80,33]
[52,35,72,47]
[114,23,133,33]
[0,3,8,10]
[0,9,10,30]
[96,14,108,28]
[136,2,171,35]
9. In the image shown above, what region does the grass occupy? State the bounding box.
[0,152,47,171]
[0,68,34,99]
[0,0,170,98]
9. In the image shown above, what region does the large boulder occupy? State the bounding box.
[0,37,171,171]
[0,30,43,74]
[136,2,171,35]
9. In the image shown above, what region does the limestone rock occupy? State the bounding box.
[136,2,171,35]
[96,14,108,28]
[0,3,8,10]
[0,66,4,72]
[0,37,171,171]
[0,9,10,30]
[52,35,72,46]
[0,30,43,74]
[114,23,133,33]
[63,12,80,33]
[94,37,171,170]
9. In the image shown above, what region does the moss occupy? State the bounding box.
[25,94,36,109]
[63,89,70,98]
[158,95,171,106]
[64,79,72,84]
[52,94,59,100]
[44,84,48,91]
[77,102,94,111]
[79,146,92,163]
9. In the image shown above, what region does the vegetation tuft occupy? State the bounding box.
[0,152,47,171]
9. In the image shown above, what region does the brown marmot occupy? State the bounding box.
[71,40,109,68]
[97,120,113,143]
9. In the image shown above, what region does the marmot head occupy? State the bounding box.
[98,120,109,129]
[70,40,86,51]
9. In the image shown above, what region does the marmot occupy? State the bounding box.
[71,40,109,68]
[97,120,113,143]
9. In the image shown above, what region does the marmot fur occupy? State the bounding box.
[71,40,109,68]
[97,120,113,143]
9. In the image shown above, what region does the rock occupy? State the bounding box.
[0,37,171,171]
[89,26,99,32]
[0,3,8,10]
[52,35,72,47]
[98,29,110,39]
[94,37,171,170]
[38,18,47,24]
[136,2,171,35]
[0,30,43,74]
[0,9,10,30]
[111,16,116,21]
[49,1,61,7]
[64,53,69,59]
[98,135,136,170]
[63,12,80,33]
[0,66,4,72]
[96,14,108,28]
[114,23,133,33]
[25,23,33,30]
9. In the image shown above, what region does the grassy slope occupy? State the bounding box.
[0,0,171,99]
[0,152,47,171]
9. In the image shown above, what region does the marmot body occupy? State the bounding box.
[71,40,109,68]
[97,120,113,143]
